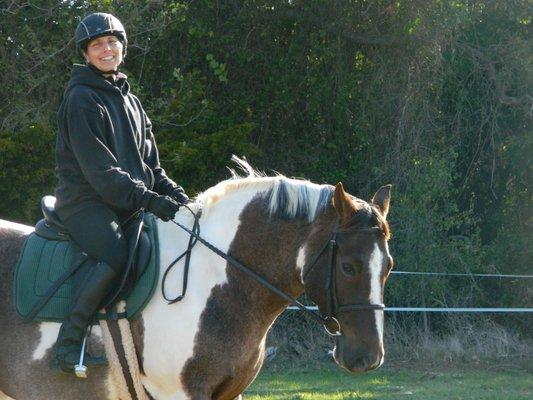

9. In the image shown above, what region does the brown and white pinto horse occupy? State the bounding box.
[0,161,392,400]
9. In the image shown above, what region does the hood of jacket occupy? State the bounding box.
[65,64,130,98]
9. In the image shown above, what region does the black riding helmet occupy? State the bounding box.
[75,13,127,58]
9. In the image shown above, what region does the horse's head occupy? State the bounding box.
[303,182,392,374]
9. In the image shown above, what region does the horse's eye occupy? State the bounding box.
[342,263,356,276]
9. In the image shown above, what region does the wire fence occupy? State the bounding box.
[270,270,532,365]
[286,269,533,314]
[286,306,533,313]
[390,270,533,279]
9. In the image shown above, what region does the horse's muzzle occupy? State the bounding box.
[332,345,384,374]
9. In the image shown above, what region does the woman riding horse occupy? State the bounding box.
[53,12,189,374]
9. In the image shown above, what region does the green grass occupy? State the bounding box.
[245,364,532,399]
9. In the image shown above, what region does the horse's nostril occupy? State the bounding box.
[343,354,382,373]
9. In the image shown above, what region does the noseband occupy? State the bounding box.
[302,226,386,336]
[168,210,385,338]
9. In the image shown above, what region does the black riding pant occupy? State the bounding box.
[58,203,129,274]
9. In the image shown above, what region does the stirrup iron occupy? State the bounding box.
[74,330,89,378]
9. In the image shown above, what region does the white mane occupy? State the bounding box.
[194,156,333,222]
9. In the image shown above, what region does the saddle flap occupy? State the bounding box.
[105,226,152,307]
[133,230,151,281]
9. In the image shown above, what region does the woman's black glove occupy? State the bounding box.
[170,186,190,204]
[146,195,181,221]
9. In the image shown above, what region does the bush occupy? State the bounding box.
[0,124,55,223]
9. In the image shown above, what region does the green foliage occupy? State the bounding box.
[387,149,483,310]
[157,122,259,194]
[0,125,55,222]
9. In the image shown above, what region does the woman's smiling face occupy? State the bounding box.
[84,35,123,72]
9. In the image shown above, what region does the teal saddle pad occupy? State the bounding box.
[13,213,159,322]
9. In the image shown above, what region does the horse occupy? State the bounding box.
[0,161,393,400]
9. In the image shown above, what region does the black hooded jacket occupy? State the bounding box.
[55,65,178,218]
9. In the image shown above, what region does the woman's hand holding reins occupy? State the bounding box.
[170,186,189,204]
[146,195,182,221]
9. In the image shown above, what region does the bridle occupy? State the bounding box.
[164,206,385,337]
[302,226,386,336]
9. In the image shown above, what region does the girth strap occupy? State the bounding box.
[101,309,151,400]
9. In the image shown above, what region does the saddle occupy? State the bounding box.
[14,196,160,322]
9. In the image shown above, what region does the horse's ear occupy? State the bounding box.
[371,184,392,219]
[333,182,356,223]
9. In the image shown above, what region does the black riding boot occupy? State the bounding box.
[52,261,118,373]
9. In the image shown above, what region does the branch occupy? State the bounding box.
[27,38,73,73]
[457,43,532,111]
[275,8,404,47]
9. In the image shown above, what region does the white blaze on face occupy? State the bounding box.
[367,243,385,343]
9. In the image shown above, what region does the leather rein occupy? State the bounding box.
[162,206,385,337]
